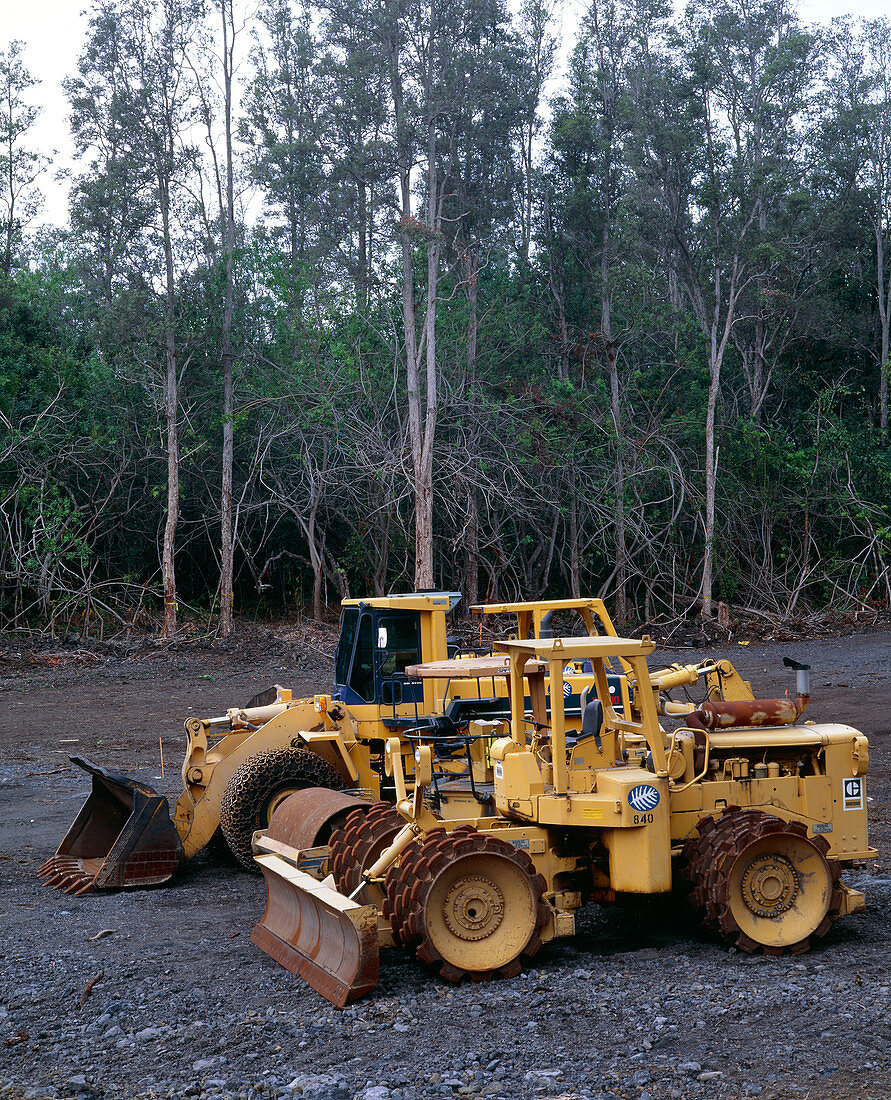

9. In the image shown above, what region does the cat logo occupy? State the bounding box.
[842,777,864,811]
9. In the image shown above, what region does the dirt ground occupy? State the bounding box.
[1,629,891,1100]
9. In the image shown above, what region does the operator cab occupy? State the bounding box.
[331,593,461,708]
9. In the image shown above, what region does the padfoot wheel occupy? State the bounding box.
[383,826,549,983]
[684,808,844,954]
[219,747,345,870]
[329,802,404,906]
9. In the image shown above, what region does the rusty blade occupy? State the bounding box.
[251,853,379,1007]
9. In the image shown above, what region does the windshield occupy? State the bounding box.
[334,607,359,686]
[377,613,421,676]
[334,606,423,704]
[349,613,375,701]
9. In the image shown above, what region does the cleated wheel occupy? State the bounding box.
[684,808,844,955]
[383,826,549,983]
[329,802,405,906]
[220,747,345,870]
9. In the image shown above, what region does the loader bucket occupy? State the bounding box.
[252,853,380,1006]
[37,756,184,894]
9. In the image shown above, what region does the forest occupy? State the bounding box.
[1,0,890,636]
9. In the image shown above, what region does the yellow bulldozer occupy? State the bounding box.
[249,633,874,1005]
[38,593,643,894]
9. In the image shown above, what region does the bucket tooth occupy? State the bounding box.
[252,852,380,1007]
[45,860,77,885]
[39,757,183,893]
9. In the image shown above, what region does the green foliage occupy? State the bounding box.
[1,0,890,628]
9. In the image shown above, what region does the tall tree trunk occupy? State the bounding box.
[601,246,626,623]
[414,79,441,590]
[702,332,720,620]
[748,197,769,422]
[399,188,431,589]
[311,548,323,621]
[697,259,741,619]
[463,487,479,606]
[690,84,748,619]
[2,121,13,276]
[876,211,890,443]
[415,213,439,589]
[356,178,368,310]
[568,488,580,599]
[701,282,738,617]
[393,27,439,592]
[219,0,237,636]
[462,252,479,605]
[161,187,179,637]
[465,249,478,383]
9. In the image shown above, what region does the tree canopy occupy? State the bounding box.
[1,0,889,633]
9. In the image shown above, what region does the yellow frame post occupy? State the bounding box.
[548,647,568,795]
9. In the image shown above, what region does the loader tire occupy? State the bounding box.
[220,747,345,870]
[684,807,844,955]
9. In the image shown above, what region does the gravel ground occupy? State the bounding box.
[1,631,890,1100]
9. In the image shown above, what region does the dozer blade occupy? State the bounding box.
[37,756,183,893]
[252,851,380,1006]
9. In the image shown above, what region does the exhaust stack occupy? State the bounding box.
[687,657,813,731]
[783,656,811,715]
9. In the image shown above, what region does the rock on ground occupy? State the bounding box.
[1,632,890,1099]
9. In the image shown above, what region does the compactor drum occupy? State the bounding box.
[383,825,550,981]
[251,635,874,1004]
[684,809,844,953]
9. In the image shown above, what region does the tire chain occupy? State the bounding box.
[683,807,843,955]
[382,825,550,983]
[219,747,344,870]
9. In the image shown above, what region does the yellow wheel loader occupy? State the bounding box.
[250,635,874,1004]
[38,594,632,894]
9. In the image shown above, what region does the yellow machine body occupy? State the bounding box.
[250,632,874,1004]
[173,596,626,858]
[40,595,624,893]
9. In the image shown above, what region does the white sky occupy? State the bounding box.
[3,0,891,229]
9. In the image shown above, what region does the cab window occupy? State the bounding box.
[349,613,375,701]
[377,614,421,677]
[334,607,359,687]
